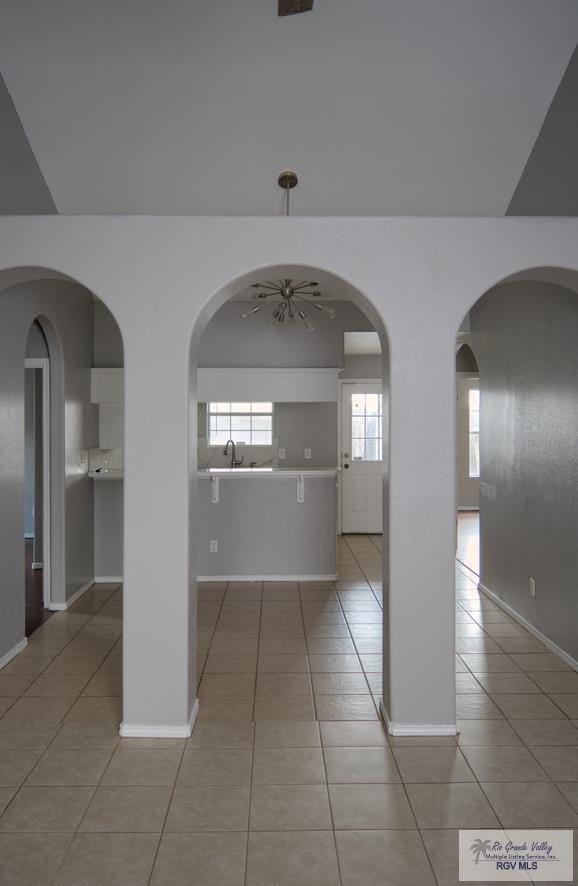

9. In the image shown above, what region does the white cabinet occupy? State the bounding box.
[91,369,123,404]
[99,403,124,450]
[91,370,124,450]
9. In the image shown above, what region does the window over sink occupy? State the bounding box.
[208,402,273,446]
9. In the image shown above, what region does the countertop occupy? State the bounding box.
[198,467,337,478]
[89,470,124,480]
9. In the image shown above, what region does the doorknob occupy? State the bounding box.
[344,463,349,469]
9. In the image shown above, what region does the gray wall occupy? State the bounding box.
[471,280,578,660]
[0,280,97,658]
[199,301,373,368]
[339,354,382,379]
[93,299,124,367]
[23,369,35,537]
[94,481,123,579]
[198,401,338,469]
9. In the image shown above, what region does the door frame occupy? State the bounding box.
[25,358,51,608]
[337,378,382,535]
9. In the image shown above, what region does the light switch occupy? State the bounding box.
[304,448,312,459]
[278,448,286,460]
[210,540,218,553]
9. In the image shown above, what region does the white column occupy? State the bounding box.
[120,329,197,737]
[381,334,456,735]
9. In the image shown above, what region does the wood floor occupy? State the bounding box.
[25,537,51,637]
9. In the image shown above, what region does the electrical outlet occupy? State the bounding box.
[304,448,312,460]
[80,449,89,466]
[529,578,536,598]
[210,540,218,553]
[278,448,286,460]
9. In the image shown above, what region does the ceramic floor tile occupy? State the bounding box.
[150,832,247,886]
[257,654,309,673]
[253,695,316,721]
[482,781,577,827]
[460,653,522,673]
[0,786,94,832]
[199,674,256,697]
[26,748,113,786]
[549,694,578,718]
[393,747,475,783]
[0,749,44,786]
[336,829,436,886]
[406,782,499,828]
[177,748,252,785]
[0,675,37,697]
[253,721,321,748]
[23,674,90,698]
[329,783,415,830]
[250,784,332,831]
[196,696,254,721]
[102,748,183,785]
[0,723,59,750]
[456,694,505,719]
[203,654,258,674]
[474,672,542,694]
[255,673,312,696]
[320,720,388,747]
[164,785,250,832]
[0,833,72,886]
[456,719,523,746]
[509,653,573,672]
[246,831,340,886]
[324,746,400,783]
[189,722,255,749]
[491,693,567,719]
[2,696,74,723]
[531,746,578,781]
[315,695,378,721]
[312,673,370,694]
[54,832,160,886]
[64,696,122,724]
[252,747,326,784]
[461,745,549,781]
[79,785,172,832]
[49,724,121,750]
[509,718,578,746]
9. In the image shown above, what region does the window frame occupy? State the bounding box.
[207,401,274,447]
[468,387,480,478]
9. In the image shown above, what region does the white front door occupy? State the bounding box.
[341,383,383,533]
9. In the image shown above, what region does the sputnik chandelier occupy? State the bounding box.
[241,279,336,331]
[240,171,337,332]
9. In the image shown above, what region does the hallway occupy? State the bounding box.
[0,539,577,884]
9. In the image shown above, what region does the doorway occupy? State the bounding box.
[24,356,51,633]
[340,381,383,533]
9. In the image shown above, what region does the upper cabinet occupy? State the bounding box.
[91,369,124,405]
[91,369,124,449]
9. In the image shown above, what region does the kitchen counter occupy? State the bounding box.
[89,470,124,480]
[197,469,337,581]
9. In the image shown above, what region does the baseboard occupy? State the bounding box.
[478,582,578,673]
[48,578,94,612]
[197,574,338,582]
[94,576,123,583]
[31,562,44,571]
[0,638,28,671]
[379,699,458,737]
[119,698,199,739]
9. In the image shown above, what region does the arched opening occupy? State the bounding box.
[188,264,392,728]
[0,268,125,732]
[454,266,578,727]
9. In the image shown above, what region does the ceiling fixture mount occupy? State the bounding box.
[241,279,336,332]
[278,0,314,16]
[278,170,298,216]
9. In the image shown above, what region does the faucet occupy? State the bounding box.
[223,439,244,468]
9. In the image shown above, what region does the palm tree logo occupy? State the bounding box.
[470,839,492,865]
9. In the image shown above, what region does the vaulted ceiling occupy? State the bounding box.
[1,1,577,216]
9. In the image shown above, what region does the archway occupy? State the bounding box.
[454,266,578,722]
[187,264,393,728]
[0,269,125,732]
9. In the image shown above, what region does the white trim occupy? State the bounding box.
[197,574,338,582]
[119,698,199,739]
[48,578,93,611]
[31,562,44,571]
[380,700,458,736]
[478,582,578,673]
[94,576,123,584]
[24,533,35,539]
[26,357,51,609]
[0,638,28,671]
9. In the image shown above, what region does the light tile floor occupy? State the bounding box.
[0,537,577,884]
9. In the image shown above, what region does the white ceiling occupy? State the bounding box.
[1,0,577,215]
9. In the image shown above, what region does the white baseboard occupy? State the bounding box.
[31,562,44,571]
[48,578,94,612]
[119,698,199,739]
[479,582,578,673]
[0,638,28,671]
[379,699,458,737]
[197,574,338,582]
[94,576,123,584]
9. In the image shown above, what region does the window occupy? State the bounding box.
[351,392,383,461]
[468,388,480,478]
[208,402,273,446]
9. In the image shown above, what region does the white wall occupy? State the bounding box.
[0,217,577,735]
